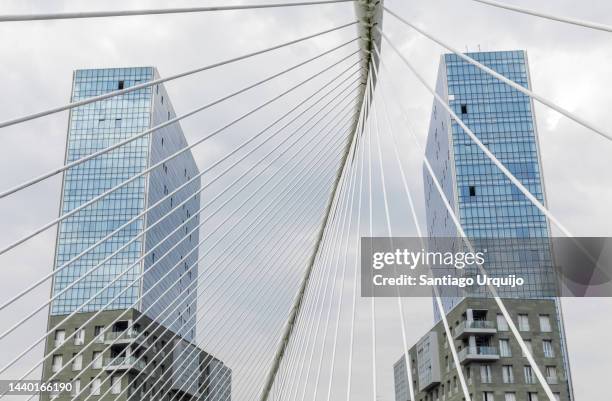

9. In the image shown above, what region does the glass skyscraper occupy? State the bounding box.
[424,51,558,307]
[39,67,232,401]
[50,67,200,341]
[423,51,573,399]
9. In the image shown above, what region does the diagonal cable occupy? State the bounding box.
[0,21,357,129]
[382,7,612,143]
[0,1,356,22]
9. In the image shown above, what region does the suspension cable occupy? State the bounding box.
[0,50,360,257]
[76,120,352,401]
[0,62,361,316]
[308,119,358,401]
[361,73,378,401]
[0,38,359,200]
[0,21,357,129]
[0,102,358,382]
[0,88,359,363]
[166,142,358,399]
[472,0,612,33]
[0,1,356,22]
[13,116,356,401]
[121,121,356,401]
[257,51,365,401]
[376,29,577,239]
[370,57,474,401]
[286,154,352,401]
[283,97,367,401]
[322,107,361,401]
[382,7,612,143]
[0,73,359,334]
[344,74,367,401]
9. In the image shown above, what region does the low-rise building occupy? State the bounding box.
[394,298,569,401]
[41,309,231,401]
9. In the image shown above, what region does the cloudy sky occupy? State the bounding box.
[0,0,611,401]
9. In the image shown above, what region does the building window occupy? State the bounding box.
[553,393,561,401]
[546,366,557,383]
[71,379,81,396]
[499,339,511,357]
[94,326,104,343]
[54,329,65,347]
[527,392,539,401]
[539,315,551,332]
[469,186,476,197]
[504,393,516,401]
[461,104,468,114]
[480,365,492,383]
[524,366,536,384]
[483,391,494,401]
[518,314,530,331]
[522,340,533,357]
[74,328,85,345]
[51,354,62,373]
[543,340,555,358]
[118,80,124,90]
[111,375,121,394]
[90,378,101,395]
[72,353,82,371]
[497,314,508,331]
[92,351,103,369]
[502,365,514,383]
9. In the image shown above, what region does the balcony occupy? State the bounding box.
[454,320,497,339]
[458,346,499,364]
[104,330,146,346]
[104,356,147,372]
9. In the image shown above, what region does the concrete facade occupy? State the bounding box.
[394,298,569,401]
[40,309,230,401]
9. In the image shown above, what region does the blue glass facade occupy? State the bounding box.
[423,51,573,399]
[50,67,200,341]
[424,51,556,305]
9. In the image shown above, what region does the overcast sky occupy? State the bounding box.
[0,1,611,401]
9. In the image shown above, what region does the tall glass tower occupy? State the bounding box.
[50,67,200,341]
[423,51,573,399]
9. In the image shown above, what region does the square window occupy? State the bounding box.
[90,378,101,395]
